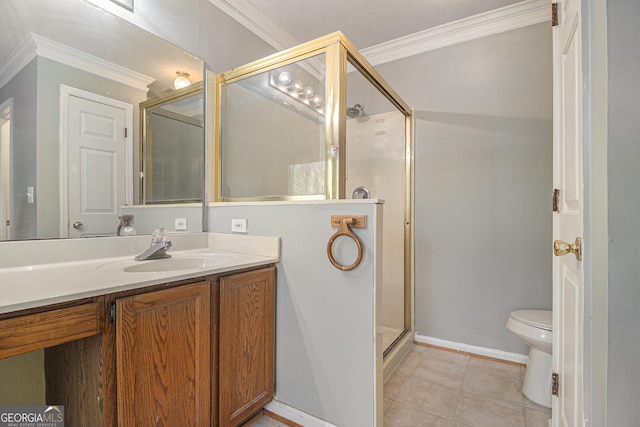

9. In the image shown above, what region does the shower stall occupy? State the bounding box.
[214,32,413,356]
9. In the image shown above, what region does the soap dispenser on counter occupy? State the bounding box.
[117,214,137,236]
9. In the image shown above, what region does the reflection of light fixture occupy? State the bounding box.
[291,80,304,94]
[270,69,324,114]
[174,71,191,89]
[310,95,323,107]
[303,87,314,99]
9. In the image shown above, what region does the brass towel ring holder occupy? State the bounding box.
[327,215,366,271]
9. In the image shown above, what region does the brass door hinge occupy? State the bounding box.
[552,372,560,396]
[553,188,560,212]
[552,3,559,27]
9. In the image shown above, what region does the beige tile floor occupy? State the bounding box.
[247,344,552,427]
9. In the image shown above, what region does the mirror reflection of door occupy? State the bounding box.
[0,98,11,240]
[63,87,132,238]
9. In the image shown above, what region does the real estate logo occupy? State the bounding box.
[0,406,64,427]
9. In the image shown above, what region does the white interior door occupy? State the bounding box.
[67,94,127,238]
[552,1,584,426]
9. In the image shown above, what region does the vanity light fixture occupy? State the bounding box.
[174,71,191,89]
[278,72,292,85]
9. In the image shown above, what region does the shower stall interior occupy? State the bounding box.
[213,32,413,355]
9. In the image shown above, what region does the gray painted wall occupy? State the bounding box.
[0,60,37,240]
[91,0,276,73]
[354,23,553,354]
[606,1,640,424]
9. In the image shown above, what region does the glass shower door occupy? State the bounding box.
[346,62,409,354]
[214,33,413,357]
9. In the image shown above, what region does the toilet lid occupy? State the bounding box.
[510,310,552,331]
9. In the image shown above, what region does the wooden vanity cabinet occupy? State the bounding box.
[116,281,212,426]
[217,267,276,427]
[114,267,275,427]
[2,265,275,427]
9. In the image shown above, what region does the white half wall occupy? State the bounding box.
[208,201,383,427]
[119,204,203,234]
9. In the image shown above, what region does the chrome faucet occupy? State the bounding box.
[135,228,172,261]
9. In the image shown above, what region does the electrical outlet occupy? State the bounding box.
[231,218,247,233]
[27,187,34,204]
[174,218,188,231]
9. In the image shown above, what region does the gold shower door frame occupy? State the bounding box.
[214,31,414,341]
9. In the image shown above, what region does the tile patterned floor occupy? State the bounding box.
[247,344,552,427]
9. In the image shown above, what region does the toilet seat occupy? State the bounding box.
[506,309,553,408]
[510,310,552,331]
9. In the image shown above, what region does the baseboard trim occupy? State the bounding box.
[264,401,338,427]
[414,333,529,365]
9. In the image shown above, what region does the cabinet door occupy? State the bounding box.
[117,281,211,427]
[219,267,275,427]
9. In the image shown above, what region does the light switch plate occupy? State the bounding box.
[231,218,247,233]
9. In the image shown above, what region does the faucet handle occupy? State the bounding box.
[151,228,168,244]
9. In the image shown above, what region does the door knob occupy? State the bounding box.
[73,221,84,230]
[554,237,582,261]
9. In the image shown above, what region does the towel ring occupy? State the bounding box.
[327,218,364,271]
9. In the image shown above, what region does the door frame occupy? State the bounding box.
[0,97,13,240]
[59,85,133,238]
[582,0,608,425]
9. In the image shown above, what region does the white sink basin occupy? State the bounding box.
[99,252,241,273]
[123,257,215,273]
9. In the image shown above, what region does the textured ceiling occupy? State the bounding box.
[243,0,524,49]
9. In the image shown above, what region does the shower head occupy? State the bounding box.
[346,103,364,118]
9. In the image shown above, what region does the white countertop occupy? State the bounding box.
[0,233,280,315]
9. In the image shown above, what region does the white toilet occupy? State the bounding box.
[506,309,553,408]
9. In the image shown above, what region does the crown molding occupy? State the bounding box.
[0,35,37,89]
[0,33,155,91]
[360,0,551,67]
[208,0,299,51]
[209,0,549,70]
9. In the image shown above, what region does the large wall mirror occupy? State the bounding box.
[0,0,205,241]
